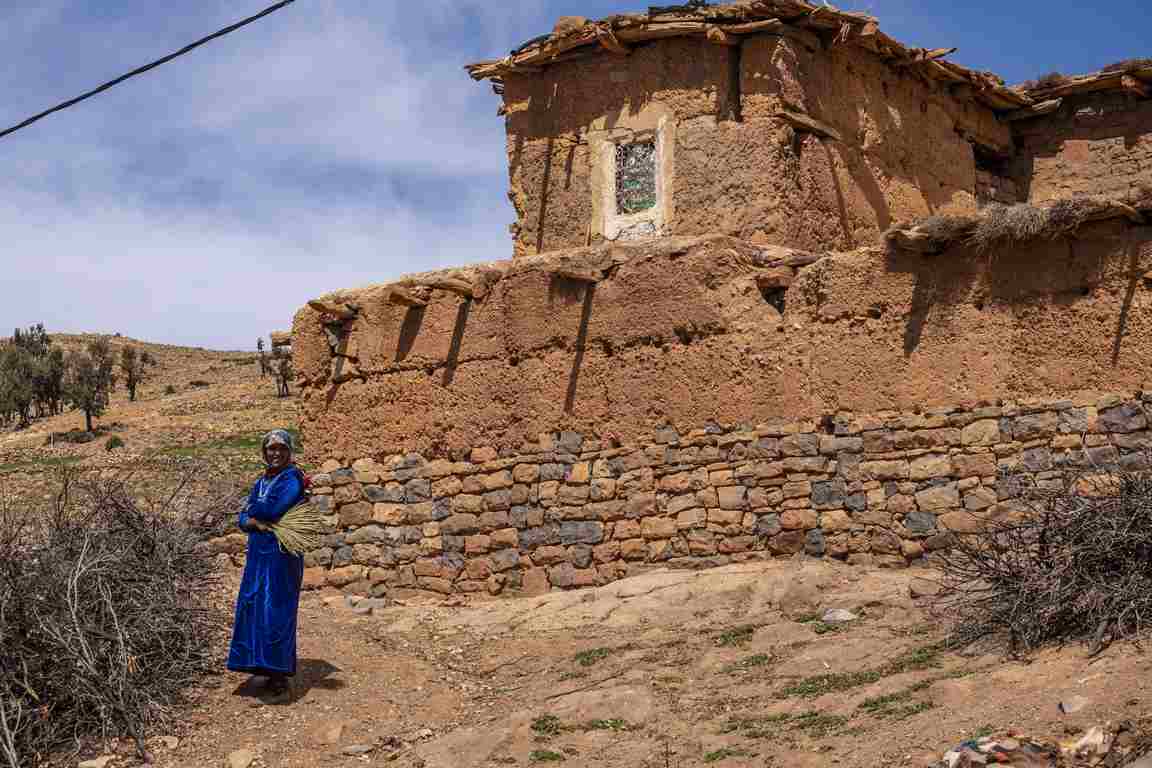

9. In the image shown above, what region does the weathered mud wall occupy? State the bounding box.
[1013,94,1152,203]
[502,34,1008,257]
[294,224,1152,464]
[209,393,1152,597]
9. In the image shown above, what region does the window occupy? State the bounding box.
[614,140,657,216]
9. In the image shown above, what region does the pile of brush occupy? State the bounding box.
[0,468,234,767]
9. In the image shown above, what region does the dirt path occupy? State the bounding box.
[145,560,1152,768]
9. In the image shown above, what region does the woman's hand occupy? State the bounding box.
[244,519,270,533]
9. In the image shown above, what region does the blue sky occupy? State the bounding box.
[2,0,1148,350]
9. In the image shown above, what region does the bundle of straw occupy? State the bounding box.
[268,501,326,556]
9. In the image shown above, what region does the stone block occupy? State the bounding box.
[513,463,540,484]
[626,492,657,518]
[903,511,936,535]
[780,433,820,456]
[441,514,480,535]
[519,525,560,549]
[951,452,997,478]
[620,539,648,560]
[464,535,491,555]
[490,527,520,549]
[452,494,484,513]
[962,420,1001,446]
[770,530,806,554]
[1099,403,1148,433]
[613,519,642,539]
[963,488,997,511]
[780,508,818,530]
[339,502,373,527]
[533,545,568,566]
[708,508,744,526]
[811,480,846,509]
[641,517,678,539]
[805,529,826,556]
[756,513,782,537]
[521,568,550,595]
[560,521,605,545]
[717,486,748,510]
[418,577,455,595]
[590,479,617,501]
[909,454,951,481]
[860,461,909,481]
[821,509,854,532]
[1009,412,1058,441]
[484,489,513,511]
[915,484,960,511]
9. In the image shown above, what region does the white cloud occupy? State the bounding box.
[0,0,555,349]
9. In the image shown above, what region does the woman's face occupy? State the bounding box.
[265,443,290,470]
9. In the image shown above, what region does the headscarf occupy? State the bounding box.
[262,429,295,464]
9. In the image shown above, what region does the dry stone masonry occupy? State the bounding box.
[209,393,1152,597]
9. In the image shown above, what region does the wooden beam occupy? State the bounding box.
[706,25,738,46]
[1121,75,1150,99]
[595,24,631,55]
[552,267,604,283]
[423,277,475,298]
[389,286,429,307]
[307,299,357,321]
[776,110,843,142]
[1001,98,1062,122]
[717,19,822,50]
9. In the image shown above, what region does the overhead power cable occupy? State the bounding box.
[0,0,298,142]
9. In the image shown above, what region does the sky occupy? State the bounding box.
[1,0,1149,351]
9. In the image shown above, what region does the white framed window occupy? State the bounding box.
[601,122,668,241]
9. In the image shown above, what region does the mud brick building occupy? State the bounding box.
[211,1,1152,597]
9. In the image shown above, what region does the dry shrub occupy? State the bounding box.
[0,468,236,766]
[911,215,979,245]
[1020,71,1071,91]
[968,203,1050,254]
[1102,58,1152,73]
[1046,197,1116,234]
[934,471,1152,656]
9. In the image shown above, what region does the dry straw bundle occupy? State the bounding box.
[269,500,326,555]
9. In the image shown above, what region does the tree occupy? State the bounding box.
[256,338,268,377]
[119,346,156,402]
[64,339,116,433]
[0,345,36,428]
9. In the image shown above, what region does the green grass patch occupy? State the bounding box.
[582,719,631,732]
[791,711,849,738]
[0,455,82,473]
[531,715,563,738]
[778,670,883,699]
[716,625,758,647]
[974,724,994,739]
[723,654,773,674]
[558,670,587,681]
[704,747,753,763]
[530,750,565,763]
[574,647,612,667]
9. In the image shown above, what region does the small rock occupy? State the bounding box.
[342,744,377,756]
[821,608,859,624]
[415,728,434,741]
[79,757,117,768]
[324,723,346,744]
[225,750,255,768]
[909,578,941,598]
[1059,695,1091,715]
[159,736,180,750]
[1123,754,1152,768]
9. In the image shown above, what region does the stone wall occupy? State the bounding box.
[209,393,1152,597]
[502,33,1006,257]
[1013,93,1152,203]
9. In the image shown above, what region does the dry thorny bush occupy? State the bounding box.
[933,470,1152,658]
[0,465,243,767]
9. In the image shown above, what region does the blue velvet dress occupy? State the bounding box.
[227,466,305,677]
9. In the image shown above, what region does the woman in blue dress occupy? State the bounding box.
[227,429,306,699]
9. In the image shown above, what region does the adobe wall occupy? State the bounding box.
[1012,93,1152,203]
[294,224,1152,464]
[502,35,1009,257]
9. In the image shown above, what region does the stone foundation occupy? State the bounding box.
[210,391,1152,597]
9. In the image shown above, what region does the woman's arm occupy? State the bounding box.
[247,471,303,523]
[238,483,259,530]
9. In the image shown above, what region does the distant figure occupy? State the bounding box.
[227,429,306,700]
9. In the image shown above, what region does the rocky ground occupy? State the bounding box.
[10,337,1151,768]
[127,560,1150,768]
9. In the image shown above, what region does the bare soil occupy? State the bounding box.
[151,561,1151,768]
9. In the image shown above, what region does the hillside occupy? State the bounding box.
[0,334,298,503]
